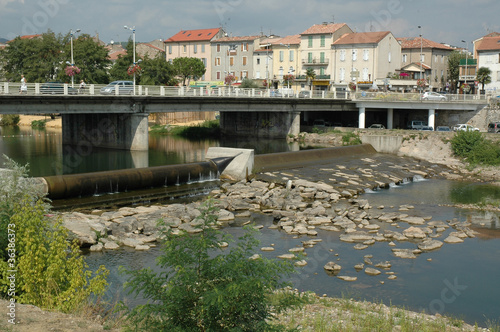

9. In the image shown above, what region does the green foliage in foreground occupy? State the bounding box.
[451,131,500,166]
[0,156,109,313]
[120,199,300,331]
[0,114,20,126]
[342,132,362,146]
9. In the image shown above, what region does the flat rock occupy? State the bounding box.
[403,226,427,239]
[324,261,342,272]
[337,276,357,282]
[339,231,373,243]
[401,216,426,225]
[392,248,417,259]
[103,241,120,250]
[418,239,444,251]
[444,235,464,244]
[277,254,296,260]
[365,267,382,276]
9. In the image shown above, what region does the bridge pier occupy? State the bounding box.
[220,111,300,138]
[62,113,149,150]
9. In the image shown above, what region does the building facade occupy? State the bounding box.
[269,35,301,90]
[474,33,500,94]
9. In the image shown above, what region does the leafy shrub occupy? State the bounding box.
[120,199,300,331]
[451,131,500,166]
[0,156,109,312]
[342,132,362,146]
[0,114,20,126]
[31,119,47,129]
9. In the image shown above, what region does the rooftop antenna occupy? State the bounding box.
[331,15,335,23]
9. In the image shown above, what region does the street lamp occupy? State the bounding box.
[461,40,469,88]
[124,25,136,95]
[418,26,423,82]
[69,28,80,88]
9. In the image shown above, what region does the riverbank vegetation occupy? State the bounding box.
[451,131,500,167]
[0,114,20,126]
[0,157,108,313]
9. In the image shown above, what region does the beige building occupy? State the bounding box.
[332,31,401,90]
[297,23,353,91]
[164,28,226,81]
[268,35,301,90]
[397,37,453,91]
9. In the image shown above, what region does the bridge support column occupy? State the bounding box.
[428,109,436,129]
[62,113,149,151]
[358,107,366,128]
[387,108,394,129]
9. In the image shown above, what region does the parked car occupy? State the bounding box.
[421,126,434,131]
[436,126,451,132]
[421,92,447,101]
[312,119,326,128]
[407,120,427,130]
[487,122,500,133]
[100,80,134,95]
[368,124,385,129]
[40,82,78,95]
[452,124,480,132]
[298,90,311,98]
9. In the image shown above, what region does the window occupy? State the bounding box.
[320,52,325,63]
[242,71,248,78]
[402,54,407,63]
[256,58,261,65]
[202,58,207,66]
[388,51,391,63]
[497,71,500,81]
[363,68,369,80]
[320,35,325,47]
[340,49,346,62]
[194,45,197,54]
[230,56,234,66]
[289,50,294,62]
[215,57,221,66]
[308,36,313,48]
[420,54,425,62]
[216,44,221,52]
[340,68,345,81]
[243,56,247,66]
[168,45,172,54]
[241,43,248,51]
[216,71,221,80]
[256,71,260,79]
[352,50,357,61]
[434,55,438,63]
[201,44,205,53]
[363,49,369,61]
[279,50,284,62]
[183,45,187,53]
[308,52,313,63]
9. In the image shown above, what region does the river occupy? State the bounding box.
[1,125,499,328]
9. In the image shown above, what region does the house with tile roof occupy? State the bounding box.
[252,35,281,86]
[268,35,301,89]
[210,35,266,84]
[397,37,453,91]
[331,31,401,91]
[164,28,225,81]
[473,33,500,93]
[298,23,353,91]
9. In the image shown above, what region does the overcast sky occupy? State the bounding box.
[1,0,499,50]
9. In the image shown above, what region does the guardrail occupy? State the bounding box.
[0,82,492,103]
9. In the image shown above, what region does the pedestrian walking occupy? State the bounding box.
[79,80,86,94]
[20,75,27,94]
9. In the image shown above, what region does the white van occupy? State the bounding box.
[407,121,427,130]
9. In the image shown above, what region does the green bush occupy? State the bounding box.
[451,131,500,166]
[0,156,109,313]
[31,119,47,129]
[342,132,362,146]
[120,199,300,331]
[0,114,20,126]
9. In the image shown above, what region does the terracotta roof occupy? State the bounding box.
[108,49,127,61]
[475,36,500,51]
[214,35,262,42]
[301,23,348,35]
[401,62,431,70]
[140,43,165,52]
[8,34,42,42]
[165,28,221,42]
[397,37,453,50]
[483,32,500,38]
[333,31,391,45]
[270,34,301,46]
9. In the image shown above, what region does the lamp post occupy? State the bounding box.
[418,26,423,82]
[124,25,136,95]
[69,28,80,88]
[461,40,469,90]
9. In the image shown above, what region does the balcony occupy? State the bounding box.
[296,75,330,80]
[302,58,329,66]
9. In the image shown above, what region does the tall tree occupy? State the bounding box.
[447,50,466,93]
[58,33,111,84]
[138,54,176,86]
[476,67,492,93]
[109,38,137,82]
[172,57,206,86]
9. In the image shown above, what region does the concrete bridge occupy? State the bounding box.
[0,86,488,151]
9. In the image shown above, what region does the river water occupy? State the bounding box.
[1,126,499,327]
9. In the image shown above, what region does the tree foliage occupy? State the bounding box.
[0,30,110,84]
[172,57,206,86]
[120,199,299,331]
[447,50,466,93]
[0,156,109,313]
[109,38,136,82]
[476,67,492,92]
[139,54,177,86]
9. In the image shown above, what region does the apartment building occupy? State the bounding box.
[164,28,225,81]
[269,34,301,89]
[332,31,401,90]
[474,32,500,93]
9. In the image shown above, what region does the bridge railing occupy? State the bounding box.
[0,82,491,102]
